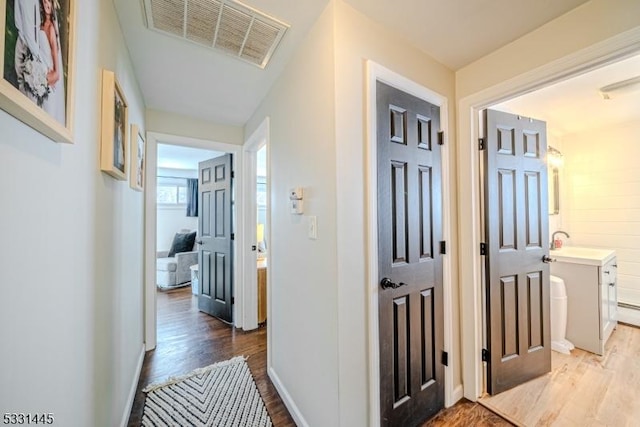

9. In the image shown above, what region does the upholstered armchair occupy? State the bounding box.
[156,230,198,289]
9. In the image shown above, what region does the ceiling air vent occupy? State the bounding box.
[142,0,289,69]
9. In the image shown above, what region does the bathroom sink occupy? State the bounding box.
[550,246,616,266]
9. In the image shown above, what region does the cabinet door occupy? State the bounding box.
[608,264,618,323]
[600,260,617,342]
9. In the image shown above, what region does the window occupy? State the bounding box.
[157,177,189,205]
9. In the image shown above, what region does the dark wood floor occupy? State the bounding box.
[128,285,511,426]
[127,285,296,426]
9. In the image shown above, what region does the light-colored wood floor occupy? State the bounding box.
[480,323,640,427]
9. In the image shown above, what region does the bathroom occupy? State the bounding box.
[479,53,640,424]
[496,52,640,328]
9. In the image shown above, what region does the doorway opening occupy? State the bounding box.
[143,132,243,350]
[457,27,640,423]
[475,52,640,425]
[241,117,270,332]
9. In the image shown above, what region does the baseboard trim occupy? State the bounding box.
[268,366,309,427]
[120,344,146,427]
[618,306,640,327]
[451,384,464,406]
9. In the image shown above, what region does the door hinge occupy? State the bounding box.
[441,350,449,367]
[231,233,235,240]
[231,171,235,178]
[479,137,486,150]
[231,297,235,305]
[482,348,490,362]
[480,242,487,255]
[438,131,444,146]
[440,241,446,255]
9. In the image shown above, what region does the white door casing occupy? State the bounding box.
[242,117,270,332]
[366,60,455,426]
[457,28,640,400]
[144,132,243,350]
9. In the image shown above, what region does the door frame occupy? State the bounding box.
[366,60,454,425]
[458,29,640,400]
[241,117,270,331]
[143,131,243,350]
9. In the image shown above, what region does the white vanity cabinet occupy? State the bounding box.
[550,247,617,355]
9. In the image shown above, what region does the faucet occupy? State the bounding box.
[550,231,570,250]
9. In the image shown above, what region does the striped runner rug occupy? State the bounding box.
[141,356,273,427]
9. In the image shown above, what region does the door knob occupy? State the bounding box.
[542,255,555,263]
[380,278,407,290]
[196,240,204,245]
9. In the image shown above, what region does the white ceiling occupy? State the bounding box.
[493,54,640,138]
[114,0,329,126]
[114,0,591,126]
[344,0,590,70]
[157,143,223,170]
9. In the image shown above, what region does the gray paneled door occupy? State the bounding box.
[198,154,233,323]
[377,81,444,426]
[483,109,551,394]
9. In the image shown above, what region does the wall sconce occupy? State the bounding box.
[547,146,564,168]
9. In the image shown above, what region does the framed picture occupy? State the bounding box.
[129,123,145,191]
[100,69,128,180]
[0,0,76,143]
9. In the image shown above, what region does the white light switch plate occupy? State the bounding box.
[308,216,317,239]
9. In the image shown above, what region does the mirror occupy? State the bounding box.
[548,166,559,215]
[547,146,562,215]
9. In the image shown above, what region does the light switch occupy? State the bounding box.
[308,216,317,240]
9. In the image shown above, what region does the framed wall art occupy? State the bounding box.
[0,0,76,143]
[100,69,128,180]
[129,123,145,191]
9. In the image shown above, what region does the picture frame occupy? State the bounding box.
[100,69,128,180]
[129,123,145,191]
[1,0,76,143]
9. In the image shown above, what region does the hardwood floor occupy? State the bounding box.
[423,399,514,427]
[127,285,511,426]
[127,285,296,426]
[480,323,640,426]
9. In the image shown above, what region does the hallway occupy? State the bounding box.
[127,286,295,426]
[125,287,512,426]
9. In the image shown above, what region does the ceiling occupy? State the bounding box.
[493,53,640,138]
[344,0,590,70]
[114,0,330,126]
[157,143,223,170]
[114,0,591,126]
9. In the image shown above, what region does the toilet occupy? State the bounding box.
[550,275,575,354]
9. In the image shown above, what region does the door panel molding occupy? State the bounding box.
[484,109,550,394]
[198,154,234,322]
[366,60,455,426]
[457,28,640,400]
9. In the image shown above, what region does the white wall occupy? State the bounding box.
[456,0,640,100]
[245,1,458,425]
[561,119,640,306]
[156,168,198,250]
[245,4,340,426]
[156,208,198,250]
[0,0,146,425]
[146,108,244,146]
[332,2,458,426]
